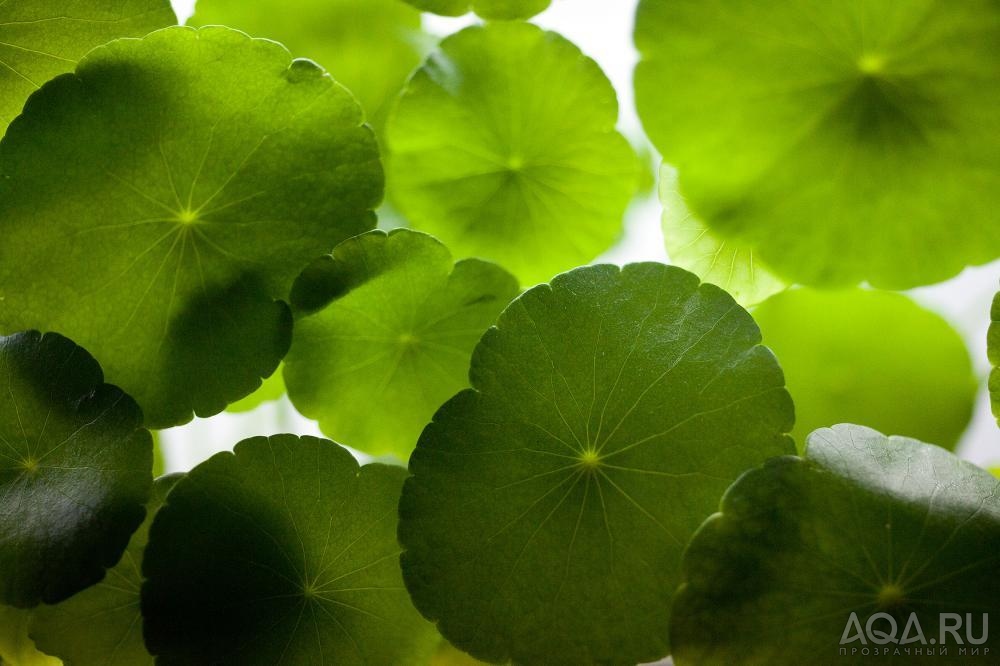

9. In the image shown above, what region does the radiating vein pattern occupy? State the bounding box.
[141,435,436,666]
[670,424,1000,665]
[399,263,794,665]
[0,331,151,608]
[0,26,382,426]
[0,0,176,133]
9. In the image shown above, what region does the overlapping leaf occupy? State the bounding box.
[401,0,550,20]
[141,435,438,665]
[189,0,425,127]
[399,263,794,664]
[0,0,176,135]
[0,26,382,427]
[285,230,519,459]
[660,166,785,307]
[754,289,976,450]
[387,23,637,285]
[635,0,1000,288]
[29,475,181,666]
[0,331,152,608]
[671,424,1000,664]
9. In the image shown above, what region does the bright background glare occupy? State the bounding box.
[164,0,999,472]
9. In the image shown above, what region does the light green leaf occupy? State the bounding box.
[285,230,519,459]
[635,0,1000,288]
[141,435,438,665]
[671,424,1000,665]
[0,606,61,666]
[387,23,637,285]
[29,474,181,666]
[660,166,785,307]
[0,26,383,427]
[225,365,285,414]
[0,331,152,608]
[401,0,550,20]
[990,290,999,425]
[189,0,425,128]
[399,263,794,664]
[0,0,176,135]
[754,288,976,451]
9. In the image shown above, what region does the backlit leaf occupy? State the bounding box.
[0,26,382,427]
[387,23,637,285]
[635,0,1000,288]
[399,263,794,664]
[671,424,1000,664]
[141,435,438,665]
[285,230,519,459]
[0,331,152,608]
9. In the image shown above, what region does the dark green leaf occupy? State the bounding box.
[399,263,794,664]
[0,331,152,608]
[29,474,182,666]
[635,0,1000,288]
[671,424,1000,665]
[285,230,518,459]
[0,0,176,135]
[141,435,437,665]
[754,288,976,451]
[387,23,637,285]
[0,26,382,427]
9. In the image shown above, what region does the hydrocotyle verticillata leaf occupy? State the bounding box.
[189,0,425,128]
[990,290,999,425]
[0,26,383,427]
[0,0,176,135]
[660,165,785,307]
[29,474,182,666]
[753,288,976,451]
[401,0,550,20]
[398,263,795,665]
[387,23,638,285]
[0,331,152,608]
[141,435,438,665]
[634,0,1000,289]
[285,229,519,459]
[670,424,1000,665]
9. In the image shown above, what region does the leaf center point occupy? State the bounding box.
[578,448,602,471]
[876,583,906,609]
[176,209,200,226]
[857,53,886,77]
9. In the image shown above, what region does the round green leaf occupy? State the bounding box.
[141,434,437,665]
[398,263,795,664]
[0,331,152,608]
[671,424,1000,665]
[189,0,425,128]
[635,0,1000,288]
[754,288,976,451]
[990,290,999,425]
[660,166,785,307]
[0,26,383,427]
[387,23,637,285]
[29,474,181,666]
[286,230,519,459]
[402,0,550,20]
[0,0,176,135]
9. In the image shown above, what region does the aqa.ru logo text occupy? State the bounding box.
[839,612,989,658]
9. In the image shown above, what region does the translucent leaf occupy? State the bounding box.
[635,0,1000,288]
[0,26,382,427]
[399,263,794,664]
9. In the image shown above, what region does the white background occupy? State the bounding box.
[164,0,999,472]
